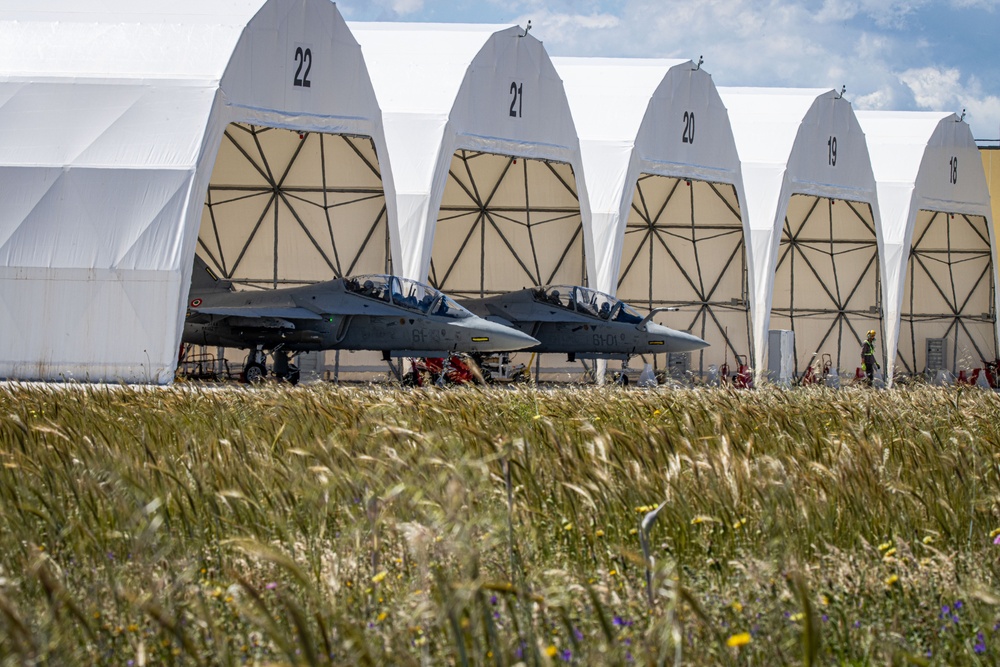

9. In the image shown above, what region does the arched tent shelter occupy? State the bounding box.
[349,23,593,298]
[856,111,999,381]
[0,0,391,383]
[552,57,749,376]
[719,87,883,381]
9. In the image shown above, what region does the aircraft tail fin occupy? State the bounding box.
[190,255,234,293]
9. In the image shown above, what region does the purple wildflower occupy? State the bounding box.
[561,649,572,662]
[574,628,584,641]
[490,595,497,605]
[955,600,964,610]
[266,582,277,590]
[975,632,986,654]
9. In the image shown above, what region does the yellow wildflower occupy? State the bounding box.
[885,574,899,587]
[595,529,605,538]
[545,645,558,657]
[878,542,892,552]
[377,612,387,622]
[372,571,388,584]
[991,527,1000,539]
[608,569,617,577]
[726,632,751,647]
[923,535,935,544]
[789,613,804,622]
[563,523,573,531]
[731,601,743,613]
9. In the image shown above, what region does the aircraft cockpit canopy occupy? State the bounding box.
[346,275,472,319]
[532,285,643,324]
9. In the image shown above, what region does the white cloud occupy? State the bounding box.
[853,86,898,109]
[391,0,424,14]
[950,0,998,9]
[899,66,963,108]
[899,66,1000,137]
[336,0,424,19]
[816,0,861,22]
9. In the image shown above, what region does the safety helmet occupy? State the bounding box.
[867,329,876,338]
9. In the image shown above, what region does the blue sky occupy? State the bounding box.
[338,0,1000,140]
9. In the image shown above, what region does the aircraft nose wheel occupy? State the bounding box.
[243,362,267,383]
[242,348,268,384]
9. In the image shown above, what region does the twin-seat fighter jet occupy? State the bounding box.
[461,285,708,363]
[182,257,538,383]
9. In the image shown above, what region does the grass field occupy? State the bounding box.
[1,383,1000,665]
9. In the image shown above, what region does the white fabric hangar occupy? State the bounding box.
[0,0,391,383]
[719,87,883,380]
[349,23,593,299]
[552,57,749,376]
[856,111,999,380]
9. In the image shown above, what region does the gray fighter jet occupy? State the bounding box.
[462,284,708,372]
[182,257,539,383]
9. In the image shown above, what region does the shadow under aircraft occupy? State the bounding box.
[461,285,708,381]
[182,256,538,383]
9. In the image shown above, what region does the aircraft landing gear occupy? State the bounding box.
[241,346,301,385]
[271,347,300,386]
[613,359,631,386]
[243,347,268,383]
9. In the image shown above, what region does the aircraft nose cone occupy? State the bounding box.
[460,317,539,351]
[645,322,710,352]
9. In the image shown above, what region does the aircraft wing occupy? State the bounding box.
[189,305,324,320]
[466,297,596,325]
[188,288,324,320]
[291,291,406,317]
[187,279,405,319]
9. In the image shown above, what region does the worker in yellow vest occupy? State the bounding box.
[861,329,880,386]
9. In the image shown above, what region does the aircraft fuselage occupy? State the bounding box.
[183,314,471,353]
